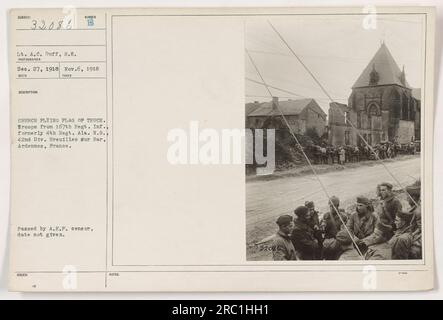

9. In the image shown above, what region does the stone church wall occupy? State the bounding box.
[397,120,415,143]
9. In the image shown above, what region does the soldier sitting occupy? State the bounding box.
[365,210,415,260]
[406,184,421,259]
[305,201,323,245]
[271,215,298,261]
[320,196,349,260]
[321,228,361,261]
[291,206,321,260]
[360,219,393,248]
[321,196,348,239]
[346,196,377,241]
[377,182,402,238]
[391,210,415,259]
[337,229,363,260]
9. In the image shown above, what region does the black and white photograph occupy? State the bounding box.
[245,14,424,261]
[2,4,438,294]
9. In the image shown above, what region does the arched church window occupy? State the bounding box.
[367,103,380,117]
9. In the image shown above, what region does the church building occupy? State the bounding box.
[328,42,421,146]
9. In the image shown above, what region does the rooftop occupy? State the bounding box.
[352,43,410,89]
[247,98,326,117]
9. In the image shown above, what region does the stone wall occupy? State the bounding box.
[397,120,415,143]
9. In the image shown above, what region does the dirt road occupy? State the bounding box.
[246,156,421,256]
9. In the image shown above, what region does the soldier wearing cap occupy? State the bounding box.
[337,229,363,260]
[346,196,377,240]
[321,228,363,261]
[271,215,298,261]
[406,184,421,229]
[406,183,421,259]
[305,200,323,246]
[291,206,320,260]
[366,209,416,260]
[378,182,402,237]
[305,201,320,230]
[320,196,349,260]
[390,210,415,259]
[321,196,348,240]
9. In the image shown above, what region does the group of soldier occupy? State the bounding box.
[271,182,422,261]
[307,141,417,165]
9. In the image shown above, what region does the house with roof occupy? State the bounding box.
[246,97,327,137]
[329,42,421,146]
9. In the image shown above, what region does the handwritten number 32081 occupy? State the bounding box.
[31,19,72,30]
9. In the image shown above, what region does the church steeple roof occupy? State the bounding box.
[352,42,410,88]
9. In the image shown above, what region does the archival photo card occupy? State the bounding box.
[8,6,435,292]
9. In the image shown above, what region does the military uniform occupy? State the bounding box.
[338,246,361,260]
[322,237,342,260]
[346,211,377,239]
[306,209,320,231]
[271,230,298,261]
[333,229,363,260]
[365,242,391,260]
[380,195,402,235]
[366,210,415,260]
[390,226,413,259]
[321,209,348,239]
[410,204,422,259]
[291,218,320,260]
[361,219,392,247]
[405,184,421,259]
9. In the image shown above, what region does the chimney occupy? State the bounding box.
[272,96,279,109]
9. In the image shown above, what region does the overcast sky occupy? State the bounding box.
[245,14,425,113]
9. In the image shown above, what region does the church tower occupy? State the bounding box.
[348,42,419,145]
